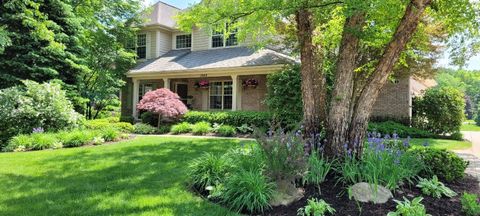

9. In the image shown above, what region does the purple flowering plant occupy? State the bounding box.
[337,132,425,190]
[32,127,44,133]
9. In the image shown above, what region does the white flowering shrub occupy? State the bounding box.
[0,80,82,148]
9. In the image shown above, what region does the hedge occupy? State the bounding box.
[368,121,435,138]
[182,111,272,128]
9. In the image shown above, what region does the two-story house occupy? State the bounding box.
[121,1,435,124]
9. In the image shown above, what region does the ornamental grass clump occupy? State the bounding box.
[221,170,275,214]
[136,88,188,127]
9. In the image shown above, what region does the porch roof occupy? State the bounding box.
[128,47,296,75]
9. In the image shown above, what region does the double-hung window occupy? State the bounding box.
[136,34,147,59]
[176,34,192,49]
[211,23,238,48]
[209,81,233,110]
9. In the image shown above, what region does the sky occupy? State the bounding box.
[147,0,480,70]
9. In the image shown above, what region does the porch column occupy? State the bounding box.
[163,78,170,90]
[231,75,239,111]
[132,78,140,119]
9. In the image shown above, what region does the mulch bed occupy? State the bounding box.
[264,175,480,216]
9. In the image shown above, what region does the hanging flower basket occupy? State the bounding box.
[194,80,210,89]
[242,78,259,89]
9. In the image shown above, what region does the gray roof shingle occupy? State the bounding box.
[129,47,296,74]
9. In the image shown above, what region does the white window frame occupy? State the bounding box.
[210,23,238,49]
[136,33,147,59]
[175,34,192,49]
[208,81,233,110]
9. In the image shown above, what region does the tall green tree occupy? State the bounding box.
[177,0,479,156]
[66,0,143,119]
[0,26,10,54]
[0,0,86,88]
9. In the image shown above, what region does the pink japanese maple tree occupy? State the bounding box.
[136,88,188,127]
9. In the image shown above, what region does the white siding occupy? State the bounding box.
[191,27,210,51]
[157,29,172,57]
[149,31,157,59]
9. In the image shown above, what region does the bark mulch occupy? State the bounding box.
[264,175,480,216]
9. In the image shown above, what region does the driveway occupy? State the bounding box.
[456,131,480,157]
[456,132,480,180]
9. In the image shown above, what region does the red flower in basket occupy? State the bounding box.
[194,80,210,88]
[242,78,259,87]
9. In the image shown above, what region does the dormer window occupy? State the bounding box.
[136,34,147,59]
[176,34,192,49]
[212,23,238,48]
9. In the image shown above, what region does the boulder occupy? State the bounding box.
[350,182,393,204]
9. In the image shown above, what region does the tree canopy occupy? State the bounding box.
[177,0,480,156]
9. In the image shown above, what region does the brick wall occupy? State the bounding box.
[371,77,411,123]
[240,75,268,111]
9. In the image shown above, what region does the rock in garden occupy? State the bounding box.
[350,182,393,204]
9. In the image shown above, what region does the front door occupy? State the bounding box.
[176,83,188,105]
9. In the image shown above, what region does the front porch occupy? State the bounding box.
[122,68,274,119]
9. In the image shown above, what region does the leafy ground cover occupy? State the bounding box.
[462,120,480,132]
[0,136,252,216]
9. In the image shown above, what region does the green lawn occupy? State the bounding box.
[461,120,480,131]
[410,138,472,150]
[0,136,249,216]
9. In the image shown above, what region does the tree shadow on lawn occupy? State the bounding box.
[0,138,248,216]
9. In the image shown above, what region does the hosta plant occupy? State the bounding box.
[416,175,457,198]
[297,198,335,216]
[387,197,431,216]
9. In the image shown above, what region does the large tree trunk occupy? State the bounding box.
[295,9,327,151]
[325,13,365,157]
[349,0,432,155]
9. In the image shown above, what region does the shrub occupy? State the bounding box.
[191,122,212,135]
[255,128,306,186]
[0,81,82,147]
[303,152,334,192]
[133,123,158,134]
[476,104,480,126]
[5,135,33,151]
[413,87,465,135]
[158,125,171,134]
[416,176,457,198]
[368,121,435,138]
[265,65,303,128]
[217,125,236,137]
[182,111,272,129]
[170,122,192,134]
[188,153,231,190]
[101,127,120,142]
[119,115,134,124]
[297,198,336,216]
[410,148,468,182]
[387,197,431,216]
[30,133,60,150]
[461,192,480,216]
[140,111,158,126]
[136,88,188,126]
[84,120,133,133]
[60,130,95,147]
[222,170,275,214]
